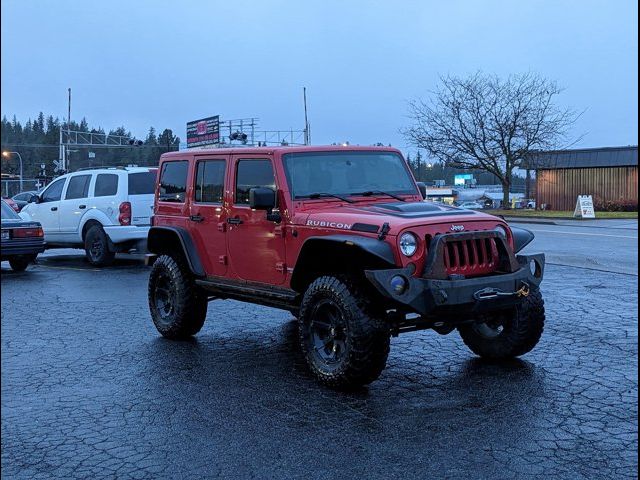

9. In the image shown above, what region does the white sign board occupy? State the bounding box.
[574,195,595,219]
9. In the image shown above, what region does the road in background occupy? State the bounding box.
[517,219,638,275]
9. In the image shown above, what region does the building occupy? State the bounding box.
[526,146,638,211]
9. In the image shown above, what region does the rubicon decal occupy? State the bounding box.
[306,220,353,229]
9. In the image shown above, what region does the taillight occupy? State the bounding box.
[13,226,44,238]
[118,202,132,226]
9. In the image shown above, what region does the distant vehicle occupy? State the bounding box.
[12,190,39,211]
[526,201,536,209]
[20,166,157,266]
[2,197,20,212]
[1,199,45,271]
[457,201,484,210]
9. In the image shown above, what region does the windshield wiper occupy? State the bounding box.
[351,190,406,202]
[297,193,354,203]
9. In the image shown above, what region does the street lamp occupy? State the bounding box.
[2,151,23,192]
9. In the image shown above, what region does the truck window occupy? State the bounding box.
[94,174,119,197]
[128,171,157,195]
[65,174,91,200]
[159,161,188,202]
[41,178,66,203]
[235,160,275,204]
[195,160,225,204]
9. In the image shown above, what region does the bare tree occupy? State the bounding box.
[403,72,580,208]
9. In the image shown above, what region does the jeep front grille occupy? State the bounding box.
[442,237,499,276]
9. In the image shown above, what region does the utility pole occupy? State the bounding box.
[65,88,71,172]
[303,87,310,145]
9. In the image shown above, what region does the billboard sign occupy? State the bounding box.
[186,115,220,148]
[454,173,474,186]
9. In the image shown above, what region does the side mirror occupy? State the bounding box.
[249,187,276,210]
[28,194,40,204]
[416,182,427,200]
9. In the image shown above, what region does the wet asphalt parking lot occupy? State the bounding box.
[1,220,638,479]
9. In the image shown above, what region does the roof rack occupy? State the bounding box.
[73,165,150,172]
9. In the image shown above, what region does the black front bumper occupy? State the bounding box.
[366,230,545,316]
[366,253,544,316]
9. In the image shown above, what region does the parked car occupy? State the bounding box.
[457,201,484,210]
[19,166,157,266]
[2,197,20,212]
[145,146,545,389]
[12,190,39,211]
[1,199,45,271]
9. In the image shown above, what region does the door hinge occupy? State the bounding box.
[276,262,286,273]
[219,255,227,265]
[217,222,226,232]
[274,225,285,237]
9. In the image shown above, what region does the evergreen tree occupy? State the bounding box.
[145,127,158,145]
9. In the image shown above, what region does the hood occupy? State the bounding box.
[296,201,501,235]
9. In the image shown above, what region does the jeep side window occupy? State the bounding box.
[40,178,66,202]
[94,174,119,197]
[159,161,188,203]
[195,160,226,204]
[65,174,91,200]
[235,160,275,204]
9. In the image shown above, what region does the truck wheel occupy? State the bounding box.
[298,276,390,388]
[9,255,34,272]
[148,254,207,339]
[458,289,545,359]
[84,225,116,267]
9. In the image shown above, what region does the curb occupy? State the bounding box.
[503,217,557,225]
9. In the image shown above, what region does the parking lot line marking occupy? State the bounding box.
[528,229,638,239]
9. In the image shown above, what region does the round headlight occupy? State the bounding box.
[399,232,418,257]
[494,225,508,238]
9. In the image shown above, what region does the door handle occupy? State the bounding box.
[189,215,204,223]
[79,205,86,209]
[50,206,58,211]
[227,217,243,225]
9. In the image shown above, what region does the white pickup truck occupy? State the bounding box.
[20,166,157,266]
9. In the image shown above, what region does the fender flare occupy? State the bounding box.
[511,226,535,253]
[147,226,205,277]
[290,234,397,290]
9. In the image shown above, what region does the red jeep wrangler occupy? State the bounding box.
[147,146,545,388]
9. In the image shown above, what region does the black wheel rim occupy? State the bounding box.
[154,271,176,325]
[89,237,103,261]
[307,299,348,368]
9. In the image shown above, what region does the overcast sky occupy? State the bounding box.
[1,0,637,151]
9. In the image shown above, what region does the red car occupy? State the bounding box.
[2,197,19,213]
[145,146,545,388]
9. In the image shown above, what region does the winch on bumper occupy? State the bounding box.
[365,230,545,316]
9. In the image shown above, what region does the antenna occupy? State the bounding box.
[303,87,310,145]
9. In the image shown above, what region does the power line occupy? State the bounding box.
[0,143,178,149]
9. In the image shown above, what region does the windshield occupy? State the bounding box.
[1,200,20,219]
[283,151,418,199]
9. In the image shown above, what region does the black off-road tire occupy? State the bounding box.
[9,255,35,272]
[148,254,208,339]
[458,288,545,359]
[84,225,116,267]
[298,275,390,389]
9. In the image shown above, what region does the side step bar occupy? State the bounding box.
[195,278,300,314]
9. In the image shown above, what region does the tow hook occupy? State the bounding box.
[473,282,530,301]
